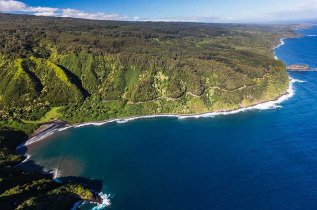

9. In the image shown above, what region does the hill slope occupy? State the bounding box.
[0,13,291,125]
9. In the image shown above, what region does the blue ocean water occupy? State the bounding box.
[20,27,317,210]
[275,26,317,68]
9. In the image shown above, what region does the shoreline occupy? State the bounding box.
[274,38,286,59]
[18,77,297,149]
[275,24,317,60]
[15,35,298,149]
[18,38,295,147]
[16,120,67,150]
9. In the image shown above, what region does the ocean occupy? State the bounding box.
[18,26,317,210]
[275,26,317,68]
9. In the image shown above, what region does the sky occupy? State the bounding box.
[0,0,317,23]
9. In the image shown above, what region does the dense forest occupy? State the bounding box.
[0,13,293,209]
[0,13,292,128]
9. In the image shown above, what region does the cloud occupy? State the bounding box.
[268,1,317,20]
[1,0,317,23]
[29,7,59,13]
[0,0,129,20]
[61,8,128,20]
[34,11,58,17]
[150,16,237,23]
[0,0,235,23]
[0,0,27,11]
[0,0,58,14]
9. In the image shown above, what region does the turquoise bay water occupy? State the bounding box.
[20,27,317,209]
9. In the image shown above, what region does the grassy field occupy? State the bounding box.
[22,107,63,124]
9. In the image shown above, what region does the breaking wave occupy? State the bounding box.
[75,192,112,210]
[178,77,302,119]
[274,39,285,60]
[274,39,285,49]
[16,128,59,150]
[14,154,31,167]
[18,77,302,146]
[51,168,61,179]
[92,192,112,210]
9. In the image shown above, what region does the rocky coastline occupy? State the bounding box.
[287,64,309,71]
[287,64,317,71]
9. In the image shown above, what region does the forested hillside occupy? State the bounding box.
[0,13,291,127]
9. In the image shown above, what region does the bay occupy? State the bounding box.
[19,26,317,210]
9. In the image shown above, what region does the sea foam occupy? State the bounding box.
[92,192,112,210]
[274,39,285,49]
[14,154,31,167]
[16,128,58,150]
[19,76,302,145]
[67,76,300,122]
[51,168,61,179]
[274,39,285,60]
[178,77,300,119]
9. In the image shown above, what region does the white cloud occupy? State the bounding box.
[34,11,58,17]
[1,0,317,23]
[150,16,237,23]
[0,0,235,23]
[0,0,27,11]
[29,7,59,13]
[0,0,129,20]
[268,1,317,20]
[61,8,128,20]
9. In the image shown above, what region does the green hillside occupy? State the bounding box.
[0,13,291,126]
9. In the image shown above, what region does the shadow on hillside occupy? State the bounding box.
[16,159,103,193]
[16,160,48,174]
[57,65,90,97]
[21,60,44,92]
